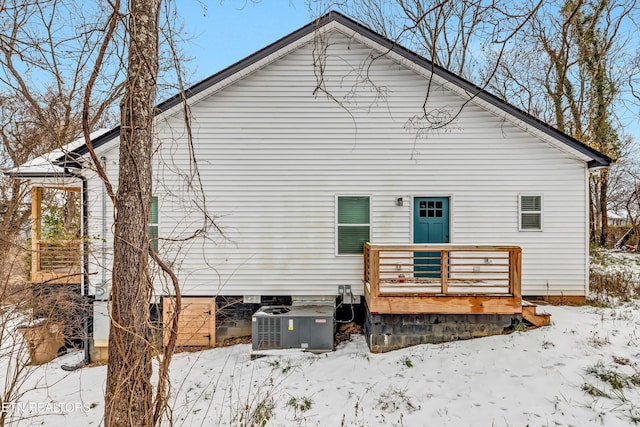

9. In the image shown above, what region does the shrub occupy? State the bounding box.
[589,268,640,303]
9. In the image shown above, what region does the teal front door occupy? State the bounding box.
[414,197,450,277]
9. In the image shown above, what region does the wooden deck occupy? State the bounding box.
[363,243,522,315]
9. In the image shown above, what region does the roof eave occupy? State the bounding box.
[2,170,75,179]
[56,13,341,163]
[588,158,615,170]
[329,13,614,168]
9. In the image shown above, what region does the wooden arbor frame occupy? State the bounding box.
[30,186,82,285]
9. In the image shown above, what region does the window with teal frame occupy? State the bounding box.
[337,196,370,254]
[149,196,158,252]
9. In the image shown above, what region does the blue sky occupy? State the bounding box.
[177,1,316,83]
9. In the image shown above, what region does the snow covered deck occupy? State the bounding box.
[363,243,522,315]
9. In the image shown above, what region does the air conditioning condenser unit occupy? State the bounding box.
[252,305,334,352]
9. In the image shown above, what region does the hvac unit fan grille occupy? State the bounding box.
[256,316,281,350]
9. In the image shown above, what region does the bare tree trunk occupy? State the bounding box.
[105,0,160,425]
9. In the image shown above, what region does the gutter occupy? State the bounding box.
[2,170,76,179]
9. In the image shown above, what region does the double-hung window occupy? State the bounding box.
[336,196,370,255]
[519,195,542,231]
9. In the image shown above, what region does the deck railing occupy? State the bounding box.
[363,243,522,314]
[31,240,82,284]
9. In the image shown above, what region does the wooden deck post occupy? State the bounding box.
[370,247,380,297]
[509,247,522,301]
[31,187,42,275]
[440,249,449,294]
[363,243,369,284]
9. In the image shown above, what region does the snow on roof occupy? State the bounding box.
[3,129,109,177]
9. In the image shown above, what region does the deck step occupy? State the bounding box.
[522,301,551,327]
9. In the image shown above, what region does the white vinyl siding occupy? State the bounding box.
[519,195,543,231]
[336,196,370,255]
[85,29,591,298]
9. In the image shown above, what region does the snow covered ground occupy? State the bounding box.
[591,249,640,276]
[3,302,640,426]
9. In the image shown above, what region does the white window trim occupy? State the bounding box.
[518,194,543,231]
[335,194,372,256]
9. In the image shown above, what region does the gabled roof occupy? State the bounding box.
[55,10,611,168]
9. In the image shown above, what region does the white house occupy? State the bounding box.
[7,12,612,357]
[608,211,629,227]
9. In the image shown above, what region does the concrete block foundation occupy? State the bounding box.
[364,301,521,353]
